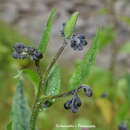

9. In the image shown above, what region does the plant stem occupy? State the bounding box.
[30,61,43,130]
[42,39,68,83]
[30,39,68,130]
[41,39,68,92]
[38,85,88,108]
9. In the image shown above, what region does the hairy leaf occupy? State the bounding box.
[39,8,57,53]
[23,69,40,93]
[69,29,106,90]
[12,80,31,130]
[64,12,79,39]
[44,64,61,96]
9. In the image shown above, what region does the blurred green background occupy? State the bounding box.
[0,0,130,130]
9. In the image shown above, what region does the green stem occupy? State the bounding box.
[38,85,87,110]
[41,39,68,93]
[30,39,68,130]
[42,39,68,84]
[30,61,43,130]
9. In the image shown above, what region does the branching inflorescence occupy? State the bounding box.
[12,10,94,130]
[40,85,92,113]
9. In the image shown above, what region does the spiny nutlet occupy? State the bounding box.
[64,100,72,110]
[70,34,88,51]
[79,85,93,97]
[12,52,28,59]
[118,123,128,130]
[12,43,43,61]
[70,94,81,113]
[63,84,93,113]
[64,94,82,113]
[83,87,93,97]
[13,43,26,53]
[74,95,82,107]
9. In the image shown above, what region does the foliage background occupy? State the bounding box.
[0,0,130,130]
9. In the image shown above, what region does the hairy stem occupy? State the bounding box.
[30,39,68,130]
[38,88,76,109]
[30,61,43,130]
[43,39,68,83]
[38,85,89,109]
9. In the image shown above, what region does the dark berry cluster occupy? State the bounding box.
[12,43,43,61]
[64,85,93,113]
[118,123,128,130]
[70,34,88,51]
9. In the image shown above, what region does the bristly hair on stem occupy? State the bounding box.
[12,10,92,130]
[30,39,68,130]
[42,39,68,87]
[38,85,93,113]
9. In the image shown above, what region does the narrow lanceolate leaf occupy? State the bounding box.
[69,29,104,90]
[12,80,31,130]
[38,8,57,53]
[64,12,79,39]
[44,64,61,96]
[23,69,40,93]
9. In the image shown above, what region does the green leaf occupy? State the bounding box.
[38,8,57,53]
[23,69,40,93]
[69,29,105,90]
[64,12,79,39]
[6,121,12,130]
[98,26,115,50]
[120,42,130,54]
[12,80,31,130]
[44,64,61,96]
